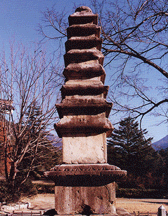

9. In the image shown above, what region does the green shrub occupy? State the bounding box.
[117,188,163,198]
[0,179,38,203]
[0,181,20,203]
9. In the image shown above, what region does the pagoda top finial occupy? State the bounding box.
[69,6,97,26]
[75,6,92,13]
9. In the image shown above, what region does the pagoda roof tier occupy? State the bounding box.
[69,8,98,26]
[61,83,109,99]
[45,164,127,186]
[67,24,100,39]
[69,14,98,26]
[63,61,105,81]
[64,48,104,67]
[56,97,112,118]
[65,36,102,52]
[54,114,113,138]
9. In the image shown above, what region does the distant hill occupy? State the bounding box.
[152,135,168,151]
[48,134,168,151]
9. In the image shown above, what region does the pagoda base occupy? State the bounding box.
[45,164,127,215]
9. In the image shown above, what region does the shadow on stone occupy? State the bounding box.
[81,204,93,215]
[43,209,57,216]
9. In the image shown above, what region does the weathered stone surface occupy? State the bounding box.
[64,48,104,66]
[62,133,107,164]
[65,36,102,52]
[67,23,101,39]
[45,164,127,186]
[47,164,126,178]
[54,114,113,138]
[45,6,127,215]
[54,183,116,215]
[63,60,105,80]
[61,83,109,99]
[56,96,112,118]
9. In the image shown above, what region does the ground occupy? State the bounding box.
[116,198,168,213]
[20,194,168,213]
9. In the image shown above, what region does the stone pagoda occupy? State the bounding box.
[45,6,126,215]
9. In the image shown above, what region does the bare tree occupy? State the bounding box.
[92,0,168,125]
[38,5,68,57]
[0,42,63,187]
[39,0,168,126]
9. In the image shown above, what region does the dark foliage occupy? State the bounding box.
[0,179,37,203]
[107,117,164,189]
[116,188,163,198]
[159,148,168,191]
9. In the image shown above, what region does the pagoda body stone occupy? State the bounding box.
[45,6,127,215]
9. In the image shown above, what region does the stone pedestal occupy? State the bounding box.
[45,6,127,215]
[55,183,116,215]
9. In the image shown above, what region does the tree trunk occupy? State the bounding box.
[9,161,17,187]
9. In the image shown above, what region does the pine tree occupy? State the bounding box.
[107,117,159,177]
[26,101,44,137]
[159,148,168,189]
[18,101,49,181]
[19,101,62,180]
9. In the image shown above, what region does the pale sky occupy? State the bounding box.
[0,0,167,142]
